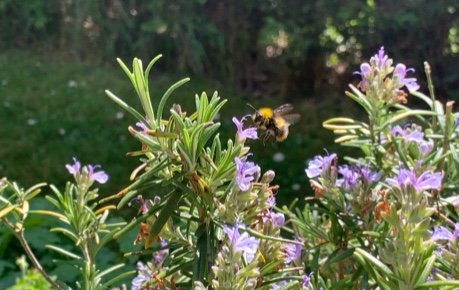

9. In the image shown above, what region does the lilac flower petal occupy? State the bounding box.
[224,223,259,263]
[404,78,420,92]
[431,226,454,241]
[386,167,443,193]
[394,63,419,92]
[374,47,388,68]
[136,121,149,133]
[416,171,443,192]
[305,153,336,178]
[266,196,276,208]
[360,166,381,183]
[404,130,424,142]
[272,281,287,290]
[337,165,360,189]
[66,157,81,175]
[358,63,371,76]
[136,261,148,272]
[419,141,434,155]
[131,273,151,290]
[391,125,404,137]
[233,115,258,141]
[302,272,314,288]
[284,239,302,264]
[154,239,169,265]
[454,223,459,239]
[87,165,109,184]
[235,156,260,191]
[271,212,285,227]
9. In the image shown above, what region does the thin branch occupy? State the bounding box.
[14,226,64,290]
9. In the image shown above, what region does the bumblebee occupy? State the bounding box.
[249,103,301,142]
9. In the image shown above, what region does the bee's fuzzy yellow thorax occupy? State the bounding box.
[258,108,274,118]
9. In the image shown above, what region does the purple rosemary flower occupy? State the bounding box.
[305,151,337,178]
[128,196,150,214]
[431,223,459,242]
[234,156,260,191]
[66,157,108,184]
[266,196,276,208]
[87,164,109,184]
[154,239,169,265]
[360,165,381,183]
[283,237,302,264]
[336,165,360,189]
[136,121,149,133]
[386,167,443,193]
[374,46,389,69]
[353,63,372,90]
[302,272,314,288]
[263,211,285,228]
[426,268,438,282]
[132,273,151,290]
[132,262,152,290]
[271,212,285,227]
[136,117,150,134]
[65,157,81,175]
[419,140,434,155]
[393,63,420,92]
[391,125,424,142]
[223,223,259,263]
[233,115,258,141]
[271,281,287,290]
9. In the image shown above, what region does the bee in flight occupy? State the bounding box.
[248,103,301,143]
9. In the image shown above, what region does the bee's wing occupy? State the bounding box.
[282,114,301,125]
[273,104,294,115]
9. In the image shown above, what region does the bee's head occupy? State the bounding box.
[252,111,264,126]
[247,103,273,128]
[247,103,259,120]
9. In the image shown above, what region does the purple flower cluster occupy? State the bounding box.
[386,166,442,193]
[233,115,258,141]
[305,152,337,178]
[391,125,424,142]
[393,63,420,92]
[336,164,381,190]
[354,46,419,95]
[131,262,152,290]
[391,125,434,155]
[66,157,108,184]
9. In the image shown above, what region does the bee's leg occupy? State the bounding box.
[262,132,270,146]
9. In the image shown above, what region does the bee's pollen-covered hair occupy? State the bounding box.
[258,108,274,118]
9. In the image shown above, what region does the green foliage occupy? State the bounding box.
[7,270,54,290]
[101,56,303,289]
[284,47,459,289]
